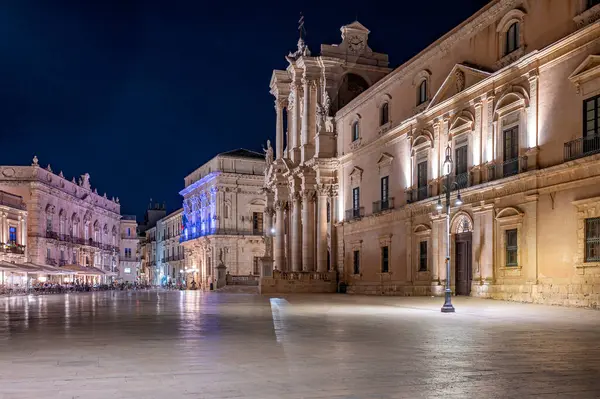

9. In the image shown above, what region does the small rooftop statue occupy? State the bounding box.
[80,173,91,190]
[59,171,64,178]
[263,139,274,165]
[46,164,52,173]
[116,197,120,204]
[32,156,39,166]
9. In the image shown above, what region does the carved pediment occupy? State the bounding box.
[376,153,394,166]
[349,166,364,187]
[427,64,491,110]
[568,55,600,94]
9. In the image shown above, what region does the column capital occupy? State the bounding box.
[302,189,316,203]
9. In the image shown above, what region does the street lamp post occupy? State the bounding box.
[436,144,462,313]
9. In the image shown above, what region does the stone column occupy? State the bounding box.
[0,212,5,243]
[275,100,284,160]
[329,185,339,272]
[302,190,316,272]
[21,215,27,246]
[316,186,328,272]
[473,101,483,185]
[431,216,445,284]
[291,193,302,271]
[405,219,412,283]
[274,201,285,271]
[301,78,309,146]
[526,71,539,170]
[264,206,274,258]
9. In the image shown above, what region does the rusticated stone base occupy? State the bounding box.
[346,282,444,297]
[346,277,600,309]
[259,271,337,294]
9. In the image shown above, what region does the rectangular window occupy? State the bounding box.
[503,126,519,177]
[8,226,17,243]
[417,160,428,200]
[124,267,131,274]
[60,250,64,261]
[127,228,131,237]
[583,95,600,154]
[252,212,264,234]
[253,257,259,275]
[381,176,389,203]
[352,187,360,209]
[353,250,360,275]
[326,201,331,223]
[585,217,600,262]
[73,250,77,264]
[47,248,51,259]
[505,229,518,266]
[381,246,389,273]
[419,241,428,272]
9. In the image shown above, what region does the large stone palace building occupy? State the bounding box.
[181,149,266,290]
[265,0,600,306]
[0,157,121,283]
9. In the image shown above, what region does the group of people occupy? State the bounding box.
[0,280,154,296]
[164,280,197,291]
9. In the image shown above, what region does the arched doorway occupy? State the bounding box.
[452,213,473,296]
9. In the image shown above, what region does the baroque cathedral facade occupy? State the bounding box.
[264,0,600,307]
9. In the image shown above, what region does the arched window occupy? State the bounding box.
[380,102,389,126]
[505,22,519,55]
[352,121,360,142]
[418,80,428,105]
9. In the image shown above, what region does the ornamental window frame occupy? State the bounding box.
[573,196,600,270]
[413,224,431,277]
[495,207,524,277]
[379,234,392,275]
[496,9,526,65]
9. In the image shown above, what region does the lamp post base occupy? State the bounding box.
[441,290,455,313]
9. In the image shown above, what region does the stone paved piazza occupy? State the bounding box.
[1,292,600,398]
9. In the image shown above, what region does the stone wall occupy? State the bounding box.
[259,271,337,294]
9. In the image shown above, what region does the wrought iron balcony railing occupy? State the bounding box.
[487,156,528,181]
[448,172,470,190]
[46,230,58,240]
[372,198,395,214]
[407,186,431,203]
[564,135,600,161]
[345,207,365,221]
[59,259,68,266]
[180,228,265,243]
[46,257,57,266]
[0,243,25,254]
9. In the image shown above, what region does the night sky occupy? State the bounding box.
[0,0,489,219]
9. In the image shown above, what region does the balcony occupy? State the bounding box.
[407,186,431,204]
[345,207,365,221]
[46,257,57,266]
[180,228,265,243]
[564,135,600,162]
[45,230,58,240]
[448,172,470,190]
[372,198,395,214]
[488,156,527,181]
[164,254,185,262]
[59,259,68,266]
[1,243,25,254]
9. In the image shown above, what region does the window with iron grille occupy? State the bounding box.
[506,229,518,266]
[419,241,427,272]
[353,250,360,275]
[381,246,389,273]
[381,176,389,203]
[352,187,360,210]
[585,217,600,262]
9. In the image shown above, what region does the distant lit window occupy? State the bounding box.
[8,227,17,243]
[124,267,131,274]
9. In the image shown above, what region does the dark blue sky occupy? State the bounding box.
[0,0,488,219]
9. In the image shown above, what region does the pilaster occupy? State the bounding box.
[291,192,303,271]
[473,202,494,284]
[302,189,316,271]
[316,185,329,272]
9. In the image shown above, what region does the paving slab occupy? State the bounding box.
[1,292,599,398]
